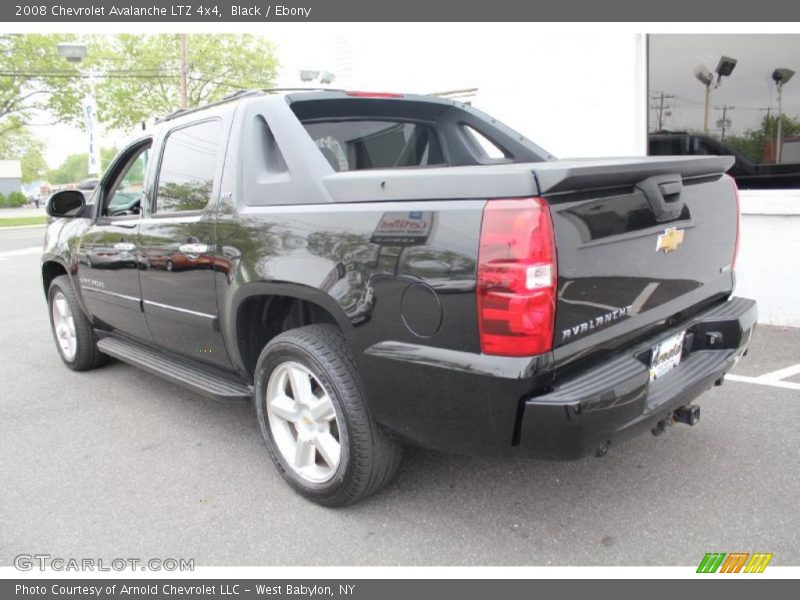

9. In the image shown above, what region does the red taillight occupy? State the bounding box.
[345,91,404,98]
[730,176,741,270]
[477,197,557,356]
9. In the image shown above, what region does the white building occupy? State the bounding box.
[0,159,22,199]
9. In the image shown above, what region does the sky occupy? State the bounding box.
[32,32,800,170]
[648,34,800,135]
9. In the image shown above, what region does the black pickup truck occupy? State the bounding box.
[43,90,756,506]
[649,130,800,189]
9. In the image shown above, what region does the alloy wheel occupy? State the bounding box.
[265,361,342,483]
[52,291,77,361]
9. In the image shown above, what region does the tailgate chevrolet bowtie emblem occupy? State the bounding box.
[656,227,685,253]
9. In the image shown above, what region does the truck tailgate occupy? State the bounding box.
[533,156,738,366]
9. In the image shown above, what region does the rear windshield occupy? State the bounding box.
[301,120,444,171]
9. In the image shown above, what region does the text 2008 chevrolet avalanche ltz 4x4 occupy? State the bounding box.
[42,90,756,506]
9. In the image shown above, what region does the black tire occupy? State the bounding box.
[254,324,402,507]
[47,275,108,371]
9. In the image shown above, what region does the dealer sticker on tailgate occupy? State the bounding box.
[649,331,686,382]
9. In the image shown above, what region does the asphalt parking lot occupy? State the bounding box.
[1,225,798,567]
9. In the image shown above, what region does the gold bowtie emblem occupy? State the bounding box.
[656,227,685,253]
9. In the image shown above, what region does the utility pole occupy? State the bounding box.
[179,34,189,110]
[715,105,735,142]
[649,92,675,130]
[758,107,774,157]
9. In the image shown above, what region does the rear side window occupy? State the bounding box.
[301,120,444,171]
[462,125,506,159]
[155,119,222,213]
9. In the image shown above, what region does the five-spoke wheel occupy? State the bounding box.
[51,290,77,362]
[266,361,342,483]
[255,324,402,507]
[47,275,107,371]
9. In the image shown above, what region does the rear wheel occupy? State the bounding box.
[254,324,402,507]
[47,275,107,371]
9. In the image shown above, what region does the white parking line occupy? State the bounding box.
[756,363,800,383]
[726,372,800,391]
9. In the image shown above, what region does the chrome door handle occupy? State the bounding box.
[178,243,208,255]
[113,242,136,252]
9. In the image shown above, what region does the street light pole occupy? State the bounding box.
[695,57,737,137]
[57,41,100,177]
[772,68,795,164]
[776,83,784,163]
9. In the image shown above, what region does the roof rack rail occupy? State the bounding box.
[155,89,265,123]
[154,87,348,124]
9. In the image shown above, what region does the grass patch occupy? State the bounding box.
[0,216,47,228]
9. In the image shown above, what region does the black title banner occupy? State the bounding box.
[5,0,800,22]
[4,579,798,600]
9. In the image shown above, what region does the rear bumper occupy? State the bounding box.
[519,297,757,459]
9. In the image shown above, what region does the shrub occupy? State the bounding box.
[7,191,27,208]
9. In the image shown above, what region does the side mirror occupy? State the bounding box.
[46,190,86,219]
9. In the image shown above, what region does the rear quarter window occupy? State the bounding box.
[301,120,444,171]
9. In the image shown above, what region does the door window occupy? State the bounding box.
[155,119,222,213]
[103,144,150,217]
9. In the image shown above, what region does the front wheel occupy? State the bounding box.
[254,324,402,507]
[48,275,107,371]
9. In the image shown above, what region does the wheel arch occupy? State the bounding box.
[228,282,353,381]
[41,259,69,297]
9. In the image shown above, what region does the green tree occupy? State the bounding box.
[0,34,84,138]
[1,34,278,143]
[725,114,800,163]
[47,147,119,184]
[0,127,48,183]
[47,153,88,184]
[87,34,279,130]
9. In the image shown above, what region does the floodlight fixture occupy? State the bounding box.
[772,68,795,86]
[57,42,88,64]
[715,56,738,78]
[694,66,713,86]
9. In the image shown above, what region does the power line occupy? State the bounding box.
[0,69,177,78]
[0,68,258,90]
